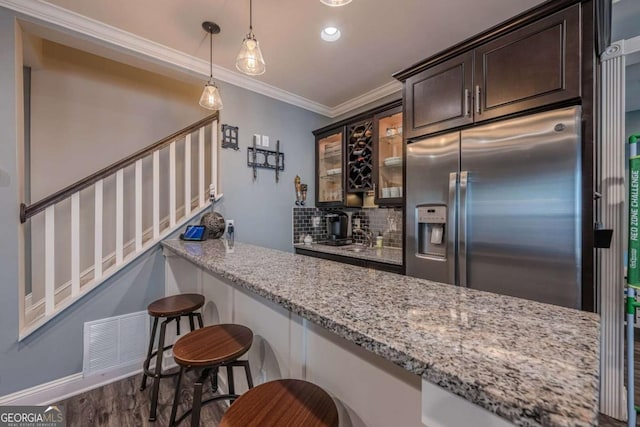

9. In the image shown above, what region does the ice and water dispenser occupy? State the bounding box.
[417,205,447,259]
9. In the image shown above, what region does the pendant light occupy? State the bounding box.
[320,0,352,6]
[236,0,266,76]
[199,21,223,110]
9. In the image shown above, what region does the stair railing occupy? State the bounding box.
[19,113,219,339]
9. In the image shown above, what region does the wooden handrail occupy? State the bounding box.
[20,112,219,223]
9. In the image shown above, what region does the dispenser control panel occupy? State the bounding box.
[417,206,446,224]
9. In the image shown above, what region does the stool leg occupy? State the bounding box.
[243,361,254,389]
[191,368,210,427]
[140,316,159,391]
[169,366,184,427]
[149,318,169,422]
[196,312,203,328]
[175,316,181,336]
[189,313,196,332]
[227,365,235,403]
[210,367,219,393]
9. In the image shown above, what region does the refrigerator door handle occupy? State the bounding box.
[448,172,458,285]
[459,171,469,287]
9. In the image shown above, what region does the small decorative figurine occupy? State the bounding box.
[300,184,308,206]
[295,175,302,205]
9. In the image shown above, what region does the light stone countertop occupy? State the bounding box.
[162,239,599,427]
[293,242,403,265]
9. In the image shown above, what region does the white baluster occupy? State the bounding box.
[71,192,80,297]
[185,134,192,217]
[94,179,103,280]
[135,159,143,251]
[153,151,160,239]
[45,205,55,315]
[170,141,176,227]
[211,120,218,193]
[116,169,124,264]
[199,127,205,207]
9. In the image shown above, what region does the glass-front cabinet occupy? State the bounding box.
[316,129,344,206]
[374,105,403,205]
[313,100,402,208]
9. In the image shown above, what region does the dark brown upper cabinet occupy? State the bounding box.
[405,51,474,139]
[315,127,346,208]
[313,100,402,208]
[373,105,403,206]
[399,2,581,139]
[475,4,580,122]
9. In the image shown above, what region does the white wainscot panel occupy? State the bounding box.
[305,321,423,427]
[201,271,233,325]
[422,379,514,427]
[232,288,296,393]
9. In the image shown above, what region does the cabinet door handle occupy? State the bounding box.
[475,85,481,114]
[464,89,470,117]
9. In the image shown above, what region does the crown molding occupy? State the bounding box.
[330,80,402,118]
[0,0,399,118]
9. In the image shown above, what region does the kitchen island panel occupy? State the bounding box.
[161,239,598,427]
[306,321,423,427]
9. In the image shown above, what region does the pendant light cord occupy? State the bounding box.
[209,31,213,79]
[249,0,253,33]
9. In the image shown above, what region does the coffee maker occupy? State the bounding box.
[324,212,351,246]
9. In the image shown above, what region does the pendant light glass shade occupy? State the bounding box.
[199,21,223,111]
[236,35,266,76]
[236,0,266,76]
[320,0,352,6]
[199,81,223,110]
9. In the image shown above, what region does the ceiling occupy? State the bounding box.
[35,0,548,110]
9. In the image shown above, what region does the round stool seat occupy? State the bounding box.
[220,379,339,427]
[147,293,204,317]
[173,324,253,367]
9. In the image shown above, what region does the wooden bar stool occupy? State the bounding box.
[140,293,205,421]
[220,379,339,427]
[169,324,254,427]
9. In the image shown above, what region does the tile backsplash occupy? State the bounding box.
[292,207,403,248]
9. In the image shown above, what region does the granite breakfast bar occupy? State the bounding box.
[161,239,600,427]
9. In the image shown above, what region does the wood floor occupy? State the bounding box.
[57,370,227,427]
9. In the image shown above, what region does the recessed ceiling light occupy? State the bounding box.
[320,0,352,6]
[321,26,341,42]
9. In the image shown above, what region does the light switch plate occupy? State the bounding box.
[253,134,261,146]
[262,135,269,147]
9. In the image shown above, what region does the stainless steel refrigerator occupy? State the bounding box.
[405,106,582,308]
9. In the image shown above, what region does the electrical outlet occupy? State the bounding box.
[312,216,321,227]
[354,218,361,229]
[253,134,261,146]
[262,135,269,147]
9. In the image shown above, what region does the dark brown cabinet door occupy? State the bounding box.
[405,50,474,139]
[474,4,580,122]
[373,105,403,206]
[315,128,345,207]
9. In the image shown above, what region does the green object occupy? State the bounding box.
[628,135,640,286]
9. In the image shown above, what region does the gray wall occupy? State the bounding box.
[214,82,328,250]
[0,6,327,396]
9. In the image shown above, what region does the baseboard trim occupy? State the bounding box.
[0,364,141,406]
